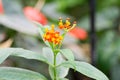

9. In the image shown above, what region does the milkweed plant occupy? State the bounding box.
[0,18,109,80]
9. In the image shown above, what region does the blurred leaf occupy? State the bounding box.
[14,33,44,53]
[59,78,69,80]
[42,3,72,21]
[98,0,120,8]
[60,49,74,61]
[96,31,119,74]
[0,67,47,80]
[109,37,120,80]
[2,0,22,14]
[60,61,109,80]
[0,0,38,36]
[0,15,38,36]
[56,0,84,10]
[114,37,120,58]
[97,31,120,78]
[111,62,120,80]
[0,48,51,65]
[79,7,119,31]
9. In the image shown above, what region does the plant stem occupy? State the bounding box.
[53,52,57,80]
[51,43,57,80]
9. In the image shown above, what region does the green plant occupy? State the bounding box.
[0,18,109,80]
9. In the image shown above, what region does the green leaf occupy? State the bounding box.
[48,51,69,79]
[56,53,66,65]
[1,0,38,36]
[42,47,65,65]
[79,7,119,31]
[42,47,54,64]
[48,65,54,79]
[0,48,51,65]
[56,66,69,79]
[0,67,47,80]
[111,63,120,80]
[60,61,109,80]
[37,23,50,47]
[96,31,116,74]
[57,0,84,11]
[42,47,66,65]
[49,65,69,80]
[60,49,74,61]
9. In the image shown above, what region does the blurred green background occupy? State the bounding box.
[0,0,120,80]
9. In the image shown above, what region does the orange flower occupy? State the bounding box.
[43,18,77,44]
[58,17,76,31]
[43,24,63,44]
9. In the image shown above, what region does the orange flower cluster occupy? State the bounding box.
[58,17,76,30]
[43,25,63,44]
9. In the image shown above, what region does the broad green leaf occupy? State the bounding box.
[48,65,54,79]
[60,49,74,61]
[1,0,38,36]
[56,66,69,79]
[42,47,65,65]
[42,47,54,64]
[0,67,47,80]
[60,61,109,80]
[47,50,69,79]
[42,47,66,65]
[49,65,69,80]
[0,48,51,65]
[56,52,66,65]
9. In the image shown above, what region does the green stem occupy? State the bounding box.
[51,43,57,80]
[53,52,57,80]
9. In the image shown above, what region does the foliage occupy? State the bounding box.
[0,20,109,80]
[96,31,120,79]
[0,0,119,80]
